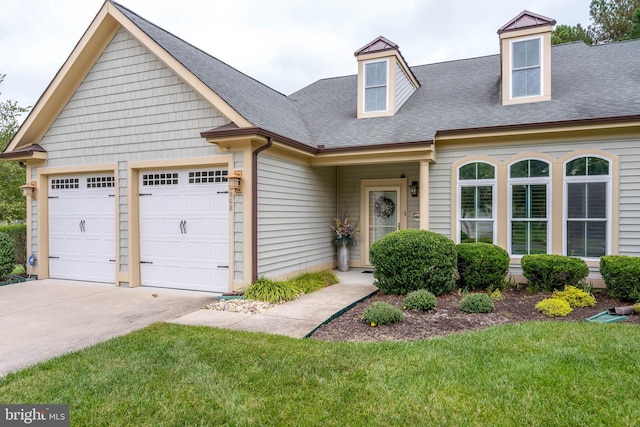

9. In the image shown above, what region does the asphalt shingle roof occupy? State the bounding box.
[114,1,640,150]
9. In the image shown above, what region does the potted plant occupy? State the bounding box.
[331,214,359,272]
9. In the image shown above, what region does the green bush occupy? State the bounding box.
[456,243,510,292]
[521,254,589,293]
[369,229,457,296]
[459,293,494,313]
[244,277,302,303]
[600,256,640,302]
[0,224,26,269]
[0,233,17,279]
[535,298,573,317]
[553,285,596,308]
[403,289,437,311]
[362,302,404,326]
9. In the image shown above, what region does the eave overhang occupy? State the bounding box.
[201,125,434,166]
[0,144,47,162]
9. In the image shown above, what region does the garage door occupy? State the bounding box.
[48,174,116,283]
[139,168,229,292]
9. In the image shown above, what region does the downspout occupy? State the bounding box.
[252,137,273,282]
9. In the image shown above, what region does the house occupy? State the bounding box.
[2,2,639,292]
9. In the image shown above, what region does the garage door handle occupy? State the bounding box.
[49,256,60,259]
[179,220,186,234]
[140,261,153,264]
[79,220,86,232]
[218,265,229,269]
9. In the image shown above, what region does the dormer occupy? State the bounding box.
[355,36,420,118]
[498,11,556,106]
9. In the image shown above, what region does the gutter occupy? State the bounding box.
[251,136,273,282]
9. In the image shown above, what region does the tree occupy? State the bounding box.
[551,23,594,45]
[0,74,30,222]
[589,0,640,43]
[552,0,640,45]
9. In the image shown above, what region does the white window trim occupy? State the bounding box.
[562,156,612,260]
[507,159,551,257]
[456,162,497,244]
[363,59,389,113]
[509,36,543,100]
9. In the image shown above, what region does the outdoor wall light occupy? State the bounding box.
[20,181,37,199]
[228,170,243,193]
[409,181,419,197]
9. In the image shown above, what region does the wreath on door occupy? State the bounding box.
[374,195,395,219]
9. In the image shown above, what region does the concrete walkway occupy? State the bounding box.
[172,269,378,338]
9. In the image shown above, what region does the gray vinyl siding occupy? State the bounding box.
[430,137,640,258]
[337,163,420,263]
[32,28,230,276]
[257,155,336,278]
[394,64,415,113]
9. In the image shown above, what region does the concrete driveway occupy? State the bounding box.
[0,279,214,377]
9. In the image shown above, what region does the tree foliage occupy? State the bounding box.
[552,0,640,45]
[0,74,30,222]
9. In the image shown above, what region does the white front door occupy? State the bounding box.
[139,169,229,292]
[365,186,401,265]
[48,174,116,283]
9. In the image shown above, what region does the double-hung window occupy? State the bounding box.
[564,156,610,258]
[512,38,541,98]
[509,159,550,255]
[458,162,496,243]
[364,60,387,112]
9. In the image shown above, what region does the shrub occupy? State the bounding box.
[244,277,302,303]
[459,293,494,313]
[362,302,404,326]
[553,285,596,308]
[0,233,17,280]
[600,256,640,302]
[634,303,640,314]
[403,289,437,311]
[456,243,510,292]
[521,254,589,293]
[489,289,503,300]
[535,298,573,317]
[0,224,26,270]
[369,229,457,296]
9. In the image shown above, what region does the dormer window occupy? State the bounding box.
[364,60,388,112]
[498,11,555,106]
[512,37,541,98]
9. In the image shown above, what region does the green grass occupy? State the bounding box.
[1,322,640,426]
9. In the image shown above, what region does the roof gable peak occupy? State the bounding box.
[498,10,556,34]
[354,36,398,56]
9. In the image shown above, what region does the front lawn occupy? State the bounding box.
[1,322,639,426]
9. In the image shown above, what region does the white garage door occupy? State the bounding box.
[48,174,116,283]
[139,168,229,292]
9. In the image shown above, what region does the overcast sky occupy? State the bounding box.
[1,0,591,110]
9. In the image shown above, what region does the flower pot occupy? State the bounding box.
[338,243,350,272]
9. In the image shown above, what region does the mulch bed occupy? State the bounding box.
[310,287,640,342]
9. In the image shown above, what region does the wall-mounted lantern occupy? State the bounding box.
[228,170,243,193]
[21,181,37,199]
[409,180,419,197]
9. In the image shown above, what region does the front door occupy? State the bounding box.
[363,180,406,265]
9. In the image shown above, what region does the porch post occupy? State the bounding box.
[419,160,429,230]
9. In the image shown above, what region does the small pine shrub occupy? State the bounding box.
[0,233,17,280]
[521,254,589,292]
[403,289,437,311]
[456,243,510,292]
[370,229,456,295]
[553,285,596,308]
[459,293,494,313]
[362,302,404,326]
[634,303,640,314]
[535,298,573,317]
[244,277,302,303]
[600,256,640,302]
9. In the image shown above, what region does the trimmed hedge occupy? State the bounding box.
[0,224,26,269]
[0,233,17,279]
[369,229,456,295]
[459,293,494,313]
[403,289,437,311]
[521,254,589,293]
[456,243,510,292]
[600,256,640,302]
